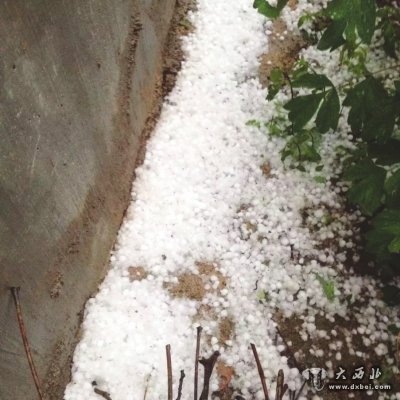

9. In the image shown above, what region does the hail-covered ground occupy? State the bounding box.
[65,1,400,400]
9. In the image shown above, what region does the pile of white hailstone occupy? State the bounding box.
[64,1,400,400]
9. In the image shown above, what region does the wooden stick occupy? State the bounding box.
[176,370,185,400]
[293,381,307,400]
[94,388,113,400]
[199,351,220,400]
[250,343,270,400]
[275,369,287,400]
[166,344,173,400]
[143,369,153,400]
[194,326,202,400]
[11,287,44,400]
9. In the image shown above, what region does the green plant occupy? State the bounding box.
[253,0,289,20]
[257,289,271,302]
[254,0,400,274]
[314,273,336,302]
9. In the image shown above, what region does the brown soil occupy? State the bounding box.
[275,310,400,399]
[165,261,227,301]
[196,261,227,292]
[258,1,306,87]
[128,266,148,282]
[166,272,206,300]
[48,270,64,299]
[219,317,235,344]
[216,361,235,393]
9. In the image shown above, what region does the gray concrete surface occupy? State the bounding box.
[0,0,175,398]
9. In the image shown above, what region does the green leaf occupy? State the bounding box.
[344,159,386,215]
[246,119,262,128]
[344,77,398,142]
[316,88,340,133]
[314,273,335,302]
[384,169,400,208]
[284,93,324,130]
[366,209,400,260]
[314,176,326,184]
[267,68,285,100]
[257,289,270,302]
[276,0,289,10]
[356,0,376,44]
[270,68,284,84]
[325,0,377,46]
[366,227,396,261]
[296,165,306,172]
[281,131,322,163]
[253,0,288,19]
[368,140,400,165]
[298,13,313,28]
[382,20,398,58]
[344,77,386,131]
[292,73,333,89]
[388,236,400,253]
[318,19,346,51]
[370,209,400,236]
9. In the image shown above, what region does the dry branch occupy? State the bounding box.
[143,370,153,400]
[11,287,44,400]
[94,388,113,400]
[166,344,173,400]
[275,369,288,400]
[194,326,203,400]
[293,381,307,400]
[199,351,220,400]
[250,343,270,400]
[176,370,185,400]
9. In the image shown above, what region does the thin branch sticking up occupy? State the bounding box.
[194,326,203,400]
[250,343,270,400]
[143,369,153,400]
[166,344,173,400]
[11,287,44,400]
[199,351,220,400]
[275,369,288,400]
[94,388,113,400]
[293,381,307,400]
[176,370,185,400]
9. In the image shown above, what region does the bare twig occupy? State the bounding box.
[94,388,113,400]
[11,287,44,400]
[143,369,154,400]
[250,343,270,400]
[293,381,307,400]
[194,326,203,400]
[166,344,173,400]
[199,351,220,400]
[275,370,287,400]
[176,370,185,400]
